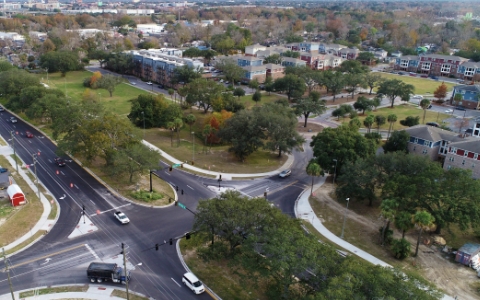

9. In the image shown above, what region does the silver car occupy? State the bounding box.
[279,169,292,178]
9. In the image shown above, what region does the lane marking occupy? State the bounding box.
[6,244,85,270]
[93,203,131,216]
[187,185,193,190]
[85,244,100,260]
[171,278,181,287]
[164,171,171,176]
[89,199,96,205]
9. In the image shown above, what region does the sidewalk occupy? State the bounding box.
[142,140,294,180]
[0,285,136,300]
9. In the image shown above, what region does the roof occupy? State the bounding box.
[7,184,24,198]
[242,65,266,72]
[453,85,480,93]
[400,55,419,61]
[281,57,305,63]
[404,125,463,143]
[237,56,263,61]
[458,243,480,255]
[449,139,480,154]
[422,53,468,62]
[460,61,480,69]
[264,63,284,70]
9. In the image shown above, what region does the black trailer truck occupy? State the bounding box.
[87,262,131,283]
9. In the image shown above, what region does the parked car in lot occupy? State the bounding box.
[411,95,423,100]
[114,211,130,224]
[279,169,292,178]
[219,79,224,83]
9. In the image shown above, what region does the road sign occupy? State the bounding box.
[172,163,182,168]
[178,202,186,209]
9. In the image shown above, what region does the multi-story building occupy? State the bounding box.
[457,61,480,82]
[242,65,267,83]
[235,55,263,67]
[393,54,470,79]
[403,125,480,178]
[281,57,307,68]
[299,52,344,70]
[264,64,285,80]
[285,42,319,53]
[319,43,346,55]
[451,85,480,110]
[245,43,267,56]
[338,47,360,60]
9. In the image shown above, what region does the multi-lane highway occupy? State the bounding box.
[0,109,312,299]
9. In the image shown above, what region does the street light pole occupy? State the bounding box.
[218,174,222,191]
[121,243,130,300]
[191,132,195,163]
[332,159,338,185]
[340,198,350,239]
[2,248,15,300]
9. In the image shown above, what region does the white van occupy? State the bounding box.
[182,272,205,294]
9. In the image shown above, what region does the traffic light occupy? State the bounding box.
[169,166,173,171]
[186,232,191,240]
[169,238,173,245]
[181,189,184,195]
[155,244,159,251]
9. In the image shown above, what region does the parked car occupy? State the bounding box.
[420,74,428,78]
[411,95,423,100]
[130,82,136,85]
[114,211,130,224]
[0,168,8,173]
[219,79,224,83]
[54,157,66,167]
[445,109,453,113]
[465,128,473,135]
[455,106,466,111]
[427,104,432,109]
[279,169,292,178]
[409,72,417,77]
[429,75,438,80]
[146,81,153,85]
[426,122,440,127]
[157,85,164,89]
[225,81,230,84]
[25,131,33,138]
[398,72,405,75]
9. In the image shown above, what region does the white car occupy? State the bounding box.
[411,95,423,100]
[279,169,292,178]
[114,211,130,224]
[146,81,153,85]
[10,117,17,123]
[445,109,453,113]
[130,82,137,85]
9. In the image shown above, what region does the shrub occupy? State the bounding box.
[391,238,411,259]
[364,132,382,144]
[399,116,419,127]
[349,111,358,118]
[130,189,164,202]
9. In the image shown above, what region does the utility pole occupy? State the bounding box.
[82,204,86,224]
[32,154,40,201]
[2,248,15,300]
[10,131,17,173]
[121,243,130,300]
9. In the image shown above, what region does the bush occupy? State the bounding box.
[83,77,91,87]
[130,189,164,202]
[399,116,419,127]
[435,99,445,105]
[391,238,411,259]
[364,132,382,144]
[349,111,358,118]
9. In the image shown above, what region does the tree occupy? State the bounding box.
[380,199,398,245]
[263,54,282,64]
[109,143,160,183]
[252,90,262,105]
[294,92,326,127]
[400,116,420,127]
[371,96,381,110]
[0,69,41,99]
[185,78,225,113]
[174,118,183,147]
[375,115,386,132]
[433,82,447,101]
[377,79,415,108]
[332,104,354,120]
[282,50,300,58]
[395,211,414,239]
[184,114,196,132]
[273,74,306,102]
[40,50,81,76]
[454,118,470,133]
[306,161,322,195]
[391,238,411,260]
[414,211,435,257]
[168,88,175,101]
[323,70,344,101]
[353,96,373,115]
[217,109,266,161]
[337,60,369,74]
[419,99,431,124]
[344,73,366,99]
[386,114,397,139]
[383,130,410,153]
[0,61,13,72]
[215,58,245,85]
[356,52,376,64]
[310,124,376,175]
[363,115,375,133]
[171,65,202,86]
[233,87,245,100]
[98,74,123,97]
[248,78,259,91]
[364,72,382,94]
[453,93,463,106]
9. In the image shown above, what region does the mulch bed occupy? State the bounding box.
[297,122,324,133]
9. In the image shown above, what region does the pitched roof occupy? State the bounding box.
[404,125,463,143]
[264,63,284,70]
[453,85,480,93]
[242,65,266,72]
[422,53,468,62]
[449,139,480,154]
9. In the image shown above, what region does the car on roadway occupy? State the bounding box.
[0,106,4,112]
[182,272,205,294]
[130,82,136,85]
[426,122,440,127]
[0,167,8,173]
[279,169,292,178]
[54,157,66,167]
[146,81,153,85]
[455,106,466,111]
[10,117,17,123]
[445,109,453,113]
[25,131,34,138]
[114,211,130,224]
[411,95,423,100]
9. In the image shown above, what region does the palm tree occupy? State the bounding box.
[375,115,386,133]
[306,161,322,196]
[173,118,183,147]
[363,115,375,133]
[387,114,397,139]
[419,99,431,124]
[395,211,414,239]
[414,211,435,257]
[184,114,196,132]
[380,199,398,246]
[167,121,175,147]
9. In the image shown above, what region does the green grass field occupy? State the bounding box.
[377,73,456,95]
[344,104,451,130]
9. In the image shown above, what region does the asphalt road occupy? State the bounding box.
[0,108,311,299]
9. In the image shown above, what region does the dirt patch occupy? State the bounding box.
[311,183,480,299]
[296,122,324,133]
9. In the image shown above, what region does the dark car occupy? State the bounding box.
[420,74,428,78]
[398,72,405,75]
[455,106,466,111]
[426,122,440,127]
[0,106,4,112]
[0,167,8,173]
[429,75,438,80]
[54,157,66,167]
[465,128,473,135]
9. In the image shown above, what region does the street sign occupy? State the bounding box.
[172,163,182,168]
[178,202,186,209]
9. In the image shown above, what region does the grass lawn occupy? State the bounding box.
[0,155,44,248]
[19,286,88,298]
[341,104,451,130]
[39,71,151,116]
[377,73,456,95]
[238,93,284,109]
